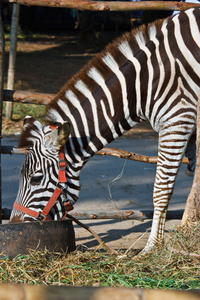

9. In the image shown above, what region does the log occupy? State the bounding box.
[69,209,184,220]
[0,285,200,300]
[2,0,200,11]
[69,209,146,221]
[3,89,54,105]
[2,208,184,220]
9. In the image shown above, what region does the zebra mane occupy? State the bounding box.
[19,17,169,147]
[18,117,45,149]
[46,17,168,123]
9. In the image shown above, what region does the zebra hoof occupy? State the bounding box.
[185,168,194,177]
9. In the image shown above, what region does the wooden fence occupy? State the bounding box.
[1,284,200,300]
[0,0,199,223]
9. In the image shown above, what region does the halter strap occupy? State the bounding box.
[14,127,73,221]
[14,202,41,219]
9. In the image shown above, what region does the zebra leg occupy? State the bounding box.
[142,127,193,253]
[185,133,196,176]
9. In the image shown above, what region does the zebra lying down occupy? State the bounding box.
[10,8,200,252]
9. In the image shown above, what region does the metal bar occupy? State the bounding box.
[0,5,5,225]
[2,0,200,11]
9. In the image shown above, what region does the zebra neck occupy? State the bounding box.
[64,55,146,158]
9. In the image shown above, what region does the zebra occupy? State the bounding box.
[9,7,200,253]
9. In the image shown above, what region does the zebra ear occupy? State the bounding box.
[23,116,36,128]
[57,122,71,148]
[44,122,70,150]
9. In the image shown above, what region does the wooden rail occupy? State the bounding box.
[0,145,190,165]
[0,284,200,300]
[2,0,200,11]
[3,89,54,105]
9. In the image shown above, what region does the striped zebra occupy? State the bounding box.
[10,7,200,252]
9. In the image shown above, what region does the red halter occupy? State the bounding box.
[13,126,73,221]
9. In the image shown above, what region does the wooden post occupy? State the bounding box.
[182,94,200,224]
[5,3,20,120]
[0,4,5,224]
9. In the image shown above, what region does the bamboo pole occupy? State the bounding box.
[5,3,20,120]
[0,284,200,300]
[0,5,5,225]
[2,0,200,11]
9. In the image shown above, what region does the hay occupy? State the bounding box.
[0,224,199,288]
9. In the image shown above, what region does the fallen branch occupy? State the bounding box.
[97,147,189,165]
[2,208,184,220]
[69,209,184,220]
[70,209,145,221]
[67,214,118,254]
[169,247,200,259]
[1,145,189,164]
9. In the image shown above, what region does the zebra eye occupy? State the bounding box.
[30,174,43,186]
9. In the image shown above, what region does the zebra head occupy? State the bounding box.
[9,116,71,223]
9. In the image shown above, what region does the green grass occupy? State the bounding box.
[10,103,45,123]
[0,248,199,288]
[0,225,200,288]
[2,103,46,135]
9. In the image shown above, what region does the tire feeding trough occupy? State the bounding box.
[0,220,76,258]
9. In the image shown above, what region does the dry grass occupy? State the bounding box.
[0,224,199,288]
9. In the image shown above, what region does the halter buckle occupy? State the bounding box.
[59,159,66,171]
[37,212,46,221]
[63,200,74,212]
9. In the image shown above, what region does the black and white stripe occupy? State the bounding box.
[10,8,200,252]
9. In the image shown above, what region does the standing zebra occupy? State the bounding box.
[10,8,200,253]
